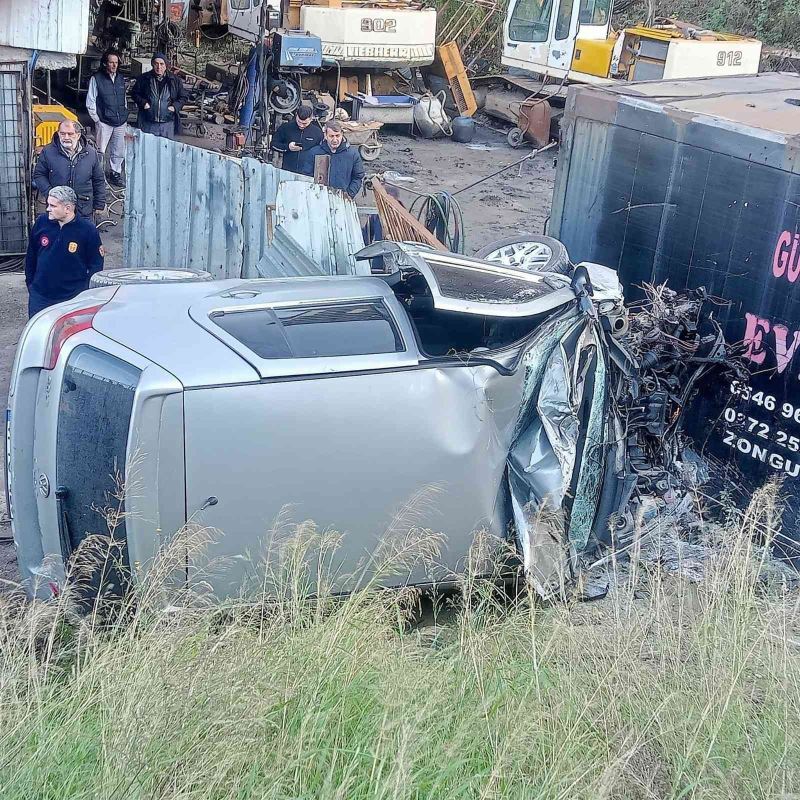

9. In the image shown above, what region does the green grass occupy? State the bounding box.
[1,486,799,799]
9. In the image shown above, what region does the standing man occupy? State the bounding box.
[25,186,104,318]
[33,120,106,220]
[86,48,128,187]
[271,105,323,174]
[131,53,186,139]
[301,120,365,199]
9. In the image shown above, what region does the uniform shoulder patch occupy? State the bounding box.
[68,242,78,253]
[40,235,49,247]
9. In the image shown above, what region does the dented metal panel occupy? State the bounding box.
[241,157,310,276]
[254,227,325,279]
[124,133,244,278]
[124,132,367,279]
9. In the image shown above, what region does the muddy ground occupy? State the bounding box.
[0,121,556,589]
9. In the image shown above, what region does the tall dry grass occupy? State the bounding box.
[0,484,799,799]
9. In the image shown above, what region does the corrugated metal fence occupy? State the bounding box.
[124,131,369,279]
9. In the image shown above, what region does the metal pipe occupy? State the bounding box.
[451,141,558,197]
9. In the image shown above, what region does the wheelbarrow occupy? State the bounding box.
[507,96,551,149]
[341,120,384,162]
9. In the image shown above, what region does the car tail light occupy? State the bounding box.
[44,304,106,370]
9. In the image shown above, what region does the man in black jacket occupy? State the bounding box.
[271,105,323,174]
[87,49,128,187]
[131,53,186,139]
[32,121,106,220]
[301,120,365,199]
[25,186,104,318]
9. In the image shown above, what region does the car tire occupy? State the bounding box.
[474,234,571,275]
[89,268,214,288]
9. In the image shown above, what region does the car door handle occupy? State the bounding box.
[508,43,518,48]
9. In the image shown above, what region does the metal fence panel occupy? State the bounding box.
[241,157,311,277]
[125,133,368,279]
[0,63,28,256]
[124,134,244,277]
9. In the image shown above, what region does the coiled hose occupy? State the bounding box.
[410,191,465,254]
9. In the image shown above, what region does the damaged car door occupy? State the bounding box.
[362,244,636,597]
[183,255,589,599]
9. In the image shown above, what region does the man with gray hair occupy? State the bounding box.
[33,119,106,220]
[25,186,105,317]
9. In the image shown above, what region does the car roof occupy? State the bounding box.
[91,276,418,387]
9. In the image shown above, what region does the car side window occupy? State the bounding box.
[211,300,404,359]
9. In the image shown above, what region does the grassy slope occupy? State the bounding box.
[1,487,799,799]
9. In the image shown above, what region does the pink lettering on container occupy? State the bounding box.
[773,231,800,282]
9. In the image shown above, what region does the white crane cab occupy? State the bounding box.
[501,0,762,84]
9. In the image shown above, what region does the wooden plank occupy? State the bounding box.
[372,179,447,251]
[313,154,330,186]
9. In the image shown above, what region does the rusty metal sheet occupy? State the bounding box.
[373,179,446,251]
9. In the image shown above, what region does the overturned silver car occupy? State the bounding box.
[6,243,736,601]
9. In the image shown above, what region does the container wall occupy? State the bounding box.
[553,100,800,554]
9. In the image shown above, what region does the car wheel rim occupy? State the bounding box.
[107,269,203,281]
[484,241,553,270]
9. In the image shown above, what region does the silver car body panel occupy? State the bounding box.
[90,281,260,388]
[8,246,632,601]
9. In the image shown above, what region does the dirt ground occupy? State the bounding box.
[0,121,556,589]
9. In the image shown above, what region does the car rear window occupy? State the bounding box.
[56,345,140,589]
[210,300,404,359]
[428,262,552,304]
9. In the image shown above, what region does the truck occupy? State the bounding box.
[549,72,800,558]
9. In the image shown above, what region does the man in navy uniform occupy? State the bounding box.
[25,186,105,318]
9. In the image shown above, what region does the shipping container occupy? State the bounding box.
[551,72,800,555]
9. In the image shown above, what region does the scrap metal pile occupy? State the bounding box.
[569,284,749,593]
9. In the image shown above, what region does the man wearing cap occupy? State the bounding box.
[131,53,186,139]
[271,105,323,174]
[25,186,105,318]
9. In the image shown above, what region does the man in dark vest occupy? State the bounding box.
[87,49,128,187]
[131,53,186,140]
